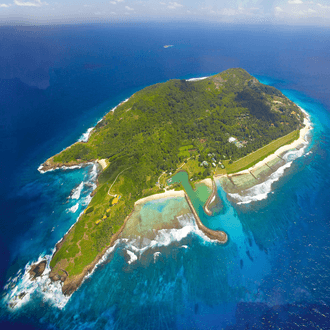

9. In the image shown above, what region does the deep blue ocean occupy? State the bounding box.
[1,22,330,329]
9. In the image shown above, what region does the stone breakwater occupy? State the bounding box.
[203,179,217,216]
[184,193,228,244]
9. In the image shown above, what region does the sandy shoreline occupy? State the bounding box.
[199,178,213,189]
[135,190,185,205]
[96,159,109,171]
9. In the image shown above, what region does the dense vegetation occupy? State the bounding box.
[49,68,303,281]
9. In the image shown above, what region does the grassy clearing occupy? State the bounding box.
[223,130,299,174]
[181,158,201,178]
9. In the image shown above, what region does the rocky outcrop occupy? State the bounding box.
[39,156,89,173]
[29,260,47,280]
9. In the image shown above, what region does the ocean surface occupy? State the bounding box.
[1,23,330,329]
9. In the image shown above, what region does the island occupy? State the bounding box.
[35,68,306,295]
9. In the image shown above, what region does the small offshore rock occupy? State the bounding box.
[29,260,47,280]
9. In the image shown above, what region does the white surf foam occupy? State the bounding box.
[123,213,217,259]
[37,165,46,173]
[38,96,131,173]
[110,98,129,113]
[153,252,161,262]
[126,250,138,264]
[71,182,84,200]
[67,203,79,213]
[5,136,103,311]
[78,127,94,143]
[229,162,293,205]
[77,97,130,143]
[3,254,70,311]
[228,107,312,205]
[3,162,100,310]
[83,241,120,282]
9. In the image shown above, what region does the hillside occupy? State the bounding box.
[43,68,303,294]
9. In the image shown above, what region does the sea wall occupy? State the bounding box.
[203,179,217,216]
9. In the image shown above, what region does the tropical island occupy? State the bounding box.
[35,68,306,295]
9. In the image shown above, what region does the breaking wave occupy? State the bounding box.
[71,182,84,200]
[228,162,293,205]
[3,164,99,311]
[121,213,217,262]
[126,250,138,264]
[67,202,79,213]
[2,253,70,311]
[78,127,94,142]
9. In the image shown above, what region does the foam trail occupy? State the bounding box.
[153,252,161,262]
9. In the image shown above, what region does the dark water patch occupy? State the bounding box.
[246,250,254,262]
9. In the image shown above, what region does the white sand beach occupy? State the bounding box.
[97,159,109,170]
[135,190,185,206]
[199,178,213,189]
